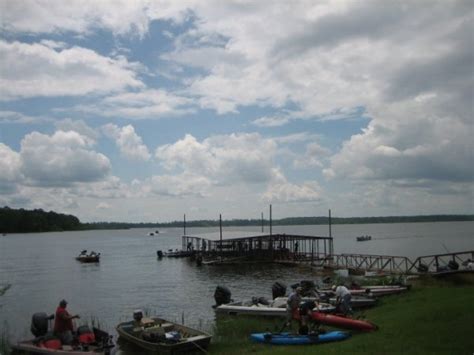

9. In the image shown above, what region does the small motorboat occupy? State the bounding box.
[75,250,100,263]
[11,312,114,354]
[356,235,372,242]
[163,249,195,258]
[215,297,336,317]
[250,330,351,345]
[116,310,211,353]
[320,285,409,297]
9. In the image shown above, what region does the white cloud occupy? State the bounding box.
[294,142,331,169]
[0,143,22,193]
[0,111,47,124]
[262,180,322,203]
[55,119,98,144]
[102,124,151,161]
[0,0,189,37]
[0,40,143,100]
[20,130,111,186]
[146,173,212,197]
[81,89,195,119]
[156,133,279,185]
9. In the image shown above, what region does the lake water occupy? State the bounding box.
[0,221,473,352]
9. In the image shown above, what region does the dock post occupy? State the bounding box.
[219,214,223,259]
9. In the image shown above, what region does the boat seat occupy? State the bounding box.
[187,335,208,341]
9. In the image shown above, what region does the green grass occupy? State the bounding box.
[209,280,474,354]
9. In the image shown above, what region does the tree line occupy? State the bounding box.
[1,206,473,233]
[0,206,81,233]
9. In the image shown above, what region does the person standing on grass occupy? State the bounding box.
[332,284,353,315]
[285,286,302,329]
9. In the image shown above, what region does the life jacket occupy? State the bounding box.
[78,332,96,344]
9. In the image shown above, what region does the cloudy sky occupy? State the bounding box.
[0,0,472,223]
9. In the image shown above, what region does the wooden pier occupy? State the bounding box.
[180,234,473,275]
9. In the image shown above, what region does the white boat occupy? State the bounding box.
[320,285,409,297]
[215,297,335,317]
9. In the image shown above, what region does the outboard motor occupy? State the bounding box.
[271,282,287,299]
[31,312,53,337]
[448,260,459,270]
[300,280,316,296]
[214,286,232,306]
[156,250,163,258]
[417,263,429,273]
[133,309,144,322]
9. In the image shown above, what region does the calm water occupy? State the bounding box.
[0,222,473,352]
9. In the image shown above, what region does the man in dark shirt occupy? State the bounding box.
[53,299,80,345]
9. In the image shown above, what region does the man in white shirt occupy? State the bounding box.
[332,285,353,315]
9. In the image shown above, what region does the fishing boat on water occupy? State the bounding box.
[356,235,372,241]
[11,312,114,355]
[75,250,100,263]
[116,310,211,353]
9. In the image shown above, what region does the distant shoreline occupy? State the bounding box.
[1,206,473,233]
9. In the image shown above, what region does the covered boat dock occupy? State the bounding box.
[182,233,334,265]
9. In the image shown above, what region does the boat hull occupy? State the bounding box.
[215,299,335,317]
[11,342,111,355]
[311,312,377,331]
[116,317,211,354]
[75,256,100,263]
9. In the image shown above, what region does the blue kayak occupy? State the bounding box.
[250,331,351,345]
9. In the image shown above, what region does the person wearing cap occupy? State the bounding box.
[285,286,302,329]
[332,285,352,315]
[53,299,80,345]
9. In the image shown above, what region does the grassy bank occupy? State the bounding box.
[210,280,474,354]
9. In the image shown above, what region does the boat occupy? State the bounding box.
[215,297,336,317]
[11,313,114,355]
[311,311,378,331]
[356,235,372,242]
[75,250,100,263]
[278,295,376,310]
[320,285,409,297]
[116,311,211,353]
[163,249,195,258]
[250,330,351,345]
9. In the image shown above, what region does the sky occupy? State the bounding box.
[0,0,473,223]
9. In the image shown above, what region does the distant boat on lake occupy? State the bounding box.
[76,250,100,263]
[356,235,372,242]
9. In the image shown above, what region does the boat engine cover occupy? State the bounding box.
[31,312,49,337]
[214,285,232,306]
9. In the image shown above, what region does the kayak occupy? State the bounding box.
[311,312,378,331]
[250,331,351,345]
